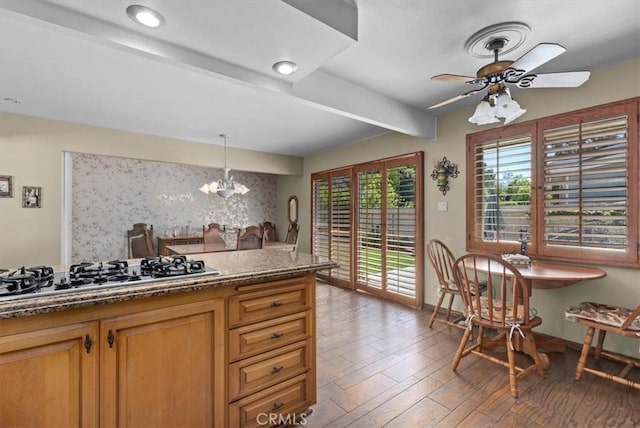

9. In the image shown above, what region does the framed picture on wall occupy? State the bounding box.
[22,186,42,208]
[0,175,12,197]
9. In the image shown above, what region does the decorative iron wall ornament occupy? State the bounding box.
[431,157,459,195]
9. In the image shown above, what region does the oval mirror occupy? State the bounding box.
[288,195,298,223]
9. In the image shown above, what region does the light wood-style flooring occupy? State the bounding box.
[304,281,639,427]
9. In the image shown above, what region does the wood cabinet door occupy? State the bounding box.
[100,299,225,428]
[0,321,99,428]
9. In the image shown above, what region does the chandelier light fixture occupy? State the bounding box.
[199,134,250,198]
[468,85,526,125]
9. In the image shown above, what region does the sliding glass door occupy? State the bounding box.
[312,153,423,308]
[355,155,423,307]
[312,169,352,288]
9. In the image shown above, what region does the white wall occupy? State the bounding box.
[285,57,640,356]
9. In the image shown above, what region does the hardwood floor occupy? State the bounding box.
[304,282,639,428]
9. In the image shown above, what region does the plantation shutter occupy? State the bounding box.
[470,133,532,248]
[312,170,352,286]
[312,177,330,260]
[385,163,418,298]
[541,114,630,260]
[330,174,352,282]
[356,167,384,291]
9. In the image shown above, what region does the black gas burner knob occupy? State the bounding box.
[69,275,91,287]
[93,275,109,285]
[55,277,72,290]
[128,270,141,281]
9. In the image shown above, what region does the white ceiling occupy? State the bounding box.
[1,0,639,156]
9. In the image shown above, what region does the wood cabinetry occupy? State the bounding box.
[157,236,203,255]
[0,294,226,428]
[100,299,225,427]
[228,275,316,427]
[0,321,99,427]
[0,270,320,428]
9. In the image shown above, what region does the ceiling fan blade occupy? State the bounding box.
[428,86,485,109]
[510,43,566,74]
[429,94,469,109]
[431,74,476,84]
[520,71,591,88]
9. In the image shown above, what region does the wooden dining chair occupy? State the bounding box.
[127,223,154,258]
[237,225,263,250]
[451,253,546,398]
[262,221,277,242]
[426,239,475,329]
[285,221,300,251]
[565,301,640,390]
[203,223,226,245]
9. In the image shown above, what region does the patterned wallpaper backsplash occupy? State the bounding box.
[71,153,277,262]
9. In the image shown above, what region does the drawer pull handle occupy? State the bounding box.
[271,365,284,374]
[270,300,283,307]
[271,332,284,339]
[272,402,284,412]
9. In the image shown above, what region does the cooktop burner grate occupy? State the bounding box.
[0,256,219,301]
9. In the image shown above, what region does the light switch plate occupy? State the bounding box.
[437,201,448,212]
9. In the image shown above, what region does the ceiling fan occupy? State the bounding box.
[429,38,590,125]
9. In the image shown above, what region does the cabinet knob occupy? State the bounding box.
[270,301,283,307]
[270,332,284,339]
[271,365,284,374]
[107,329,115,348]
[84,334,93,353]
[271,402,284,412]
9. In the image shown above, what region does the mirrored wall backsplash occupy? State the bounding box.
[71,153,277,262]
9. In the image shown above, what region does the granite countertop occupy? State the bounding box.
[0,250,337,319]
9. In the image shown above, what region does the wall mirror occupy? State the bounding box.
[288,195,298,223]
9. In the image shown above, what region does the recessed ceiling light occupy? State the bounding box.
[126,5,165,28]
[272,61,299,75]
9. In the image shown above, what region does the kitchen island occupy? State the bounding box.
[0,250,336,428]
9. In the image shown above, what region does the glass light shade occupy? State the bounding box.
[495,90,526,124]
[502,100,526,124]
[216,188,235,198]
[469,100,499,125]
[200,135,250,198]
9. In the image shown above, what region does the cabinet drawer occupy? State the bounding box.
[229,312,311,362]
[228,373,314,428]
[229,340,311,401]
[229,280,311,327]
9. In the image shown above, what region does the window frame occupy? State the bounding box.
[466,97,639,268]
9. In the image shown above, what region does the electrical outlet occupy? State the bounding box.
[437,201,448,212]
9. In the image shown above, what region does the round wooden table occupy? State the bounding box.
[515,261,607,290]
[481,259,607,366]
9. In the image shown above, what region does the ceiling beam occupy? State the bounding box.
[1,0,436,141]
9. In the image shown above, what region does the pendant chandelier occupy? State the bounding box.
[199,134,250,198]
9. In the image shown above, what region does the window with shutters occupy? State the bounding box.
[467,98,639,267]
